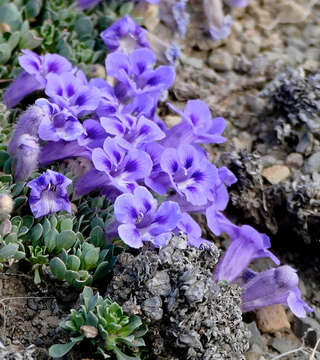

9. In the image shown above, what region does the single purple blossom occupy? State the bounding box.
[45,72,100,116]
[91,138,153,194]
[106,48,175,100]
[114,186,181,248]
[159,144,218,206]
[163,100,226,147]
[240,266,313,318]
[35,98,85,142]
[101,14,149,54]
[214,225,280,283]
[27,170,71,218]
[203,0,232,40]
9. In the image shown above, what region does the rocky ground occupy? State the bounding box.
[1,0,320,358]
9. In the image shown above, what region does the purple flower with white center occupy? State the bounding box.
[159,144,218,206]
[3,50,72,108]
[203,0,232,40]
[27,170,71,218]
[177,212,210,248]
[13,134,40,182]
[91,138,153,194]
[114,186,181,248]
[45,72,100,116]
[35,99,84,142]
[163,100,226,148]
[240,266,313,318]
[101,14,149,54]
[106,48,175,100]
[213,225,280,283]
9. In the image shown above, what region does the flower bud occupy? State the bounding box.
[0,193,13,215]
[0,218,12,237]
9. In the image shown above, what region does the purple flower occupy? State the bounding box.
[159,144,218,206]
[214,225,280,283]
[177,212,210,248]
[163,100,226,147]
[101,15,149,54]
[106,48,175,100]
[35,99,84,142]
[40,141,91,167]
[45,72,100,116]
[203,0,232,40]
[77,0,101,8]
[77,119,107,149]
[27,170,71,218]
[91,138,153,194]
[114,186,181,248]
[3,50,72,108]
[240,266,313,318]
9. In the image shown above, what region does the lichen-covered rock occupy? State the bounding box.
[106,235,250,359]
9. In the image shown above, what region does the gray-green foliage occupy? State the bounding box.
[49,286,148,360]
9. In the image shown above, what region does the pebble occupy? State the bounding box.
[269,337,298,353]
[286,153,304,168]
[262,165,290,184]
[247,322,266,350]
[233,132,253,151]
[256,304,291,333]
[304,152,320,174]
[208,50,233,72]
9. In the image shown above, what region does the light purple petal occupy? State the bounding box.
[114,193,138,224]
[92,148,112,173]
[118,224,143,248]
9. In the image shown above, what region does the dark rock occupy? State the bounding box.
[106,235,250,359]
[247,322,266,350]
[269,337,298,353]
[292,317,320,347]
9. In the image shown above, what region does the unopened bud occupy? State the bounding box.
[0,218,12,237]
[0,193,13,215]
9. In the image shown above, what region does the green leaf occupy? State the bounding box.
[118,316,142,337]
[49,336,84,358]
[8,31,20,51]
[0,243,18,259]
[93,261,110,280]
[45,229,58,253]
[0,43,11,64]
[11,182,25,197]
[49,215,58,229]
[65,269,79,284]
[56,230,77,252]
[113,346,140,360]
[81,286,93,310]
[18,225,29,236]
[49,257,66,281]
[66,255,80,271]
[0,3,22,31]
[31,223,43,242]
[4,232,18,243]
[22,215,34,229]
[89,226,104,247]
[25,0,43,18]
[11,216,22,228]
[0,151,9,167]
[83,247,99,270]
[19,30,42,50]
[60,218,73,232]
[42,218,51,237]
[86,310,98,328]
[13,195,27,210]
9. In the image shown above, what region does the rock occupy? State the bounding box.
[286,153,304,168]
[247,322,266,350]
[269,337,297,353]
[260,155,277,167]
[208,50,233,72]
[304,152,320,174]
[256,304,291,333]
[233,132,253,152]
[292,316,320,347]
[276,1,312,24]
[180,55,203,69]
[262,165,290,184]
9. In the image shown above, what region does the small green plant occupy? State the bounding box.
[49,286,148,359]
[49,242,116,288]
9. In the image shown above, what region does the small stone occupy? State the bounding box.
[233,132,253,152]
[270,337,297,353]
[256,304,291,333]
[260,155,277,167]
[286,153,303,168]
[80,325,98,338]
[292,317,320,347]
[304,152,320,174]
[276,1,311,24]
[247,322,266,350]
[226,37,242,55]
[262,165,290,184]
[181,55,203,69]
[208,50,233,72]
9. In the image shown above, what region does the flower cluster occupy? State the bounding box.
[4,14,311,318]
